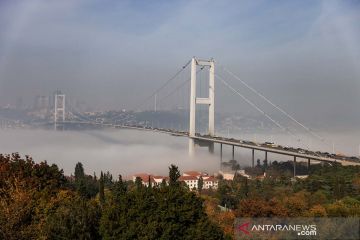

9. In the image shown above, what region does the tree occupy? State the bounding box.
[113,175,127,200]
[333,176,346,200]
[256,159,261,167]
[74,162,87,197]
[135,176,143,190]
[73,162,98,198]
[169,164,180,187]
[263,159,268,169]
[284,191,309,217]
[0,154,66,240]
[100,165,225,240]
[305,205,327,217]
[43,191,101,240]
[236,197,288,217]
[99,171,105,205]
[240,177,249,198]
[198,176,204,193]
[74,162,85,180]
[217,181,237,209]
[160,179,167,188]
[148,175,152,188]
[103,171,113,188]
[1,156,232,239]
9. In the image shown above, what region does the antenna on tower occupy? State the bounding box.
[154,94,157,112]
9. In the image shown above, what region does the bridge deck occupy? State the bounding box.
[192,136,360,165]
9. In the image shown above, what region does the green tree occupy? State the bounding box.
[198,176,204,193]
[112,175,127,200]
[135,176,143,190]
[0,154,66,240]
[100,165,225,240]
[240,177,249,198]
[256,159,261,167]
[43,191,101,240]
[99,171,105,205]
[148,175,152,188]
[74,162,85,180]
[73,162,98,198]
[169,164,180,187]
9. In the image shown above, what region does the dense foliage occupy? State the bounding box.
[1,153,359,239]
[0,154,225,240]
[203,161,360,236]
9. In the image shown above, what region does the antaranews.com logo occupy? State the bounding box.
[234,217,359,240]
[237,221,317,237]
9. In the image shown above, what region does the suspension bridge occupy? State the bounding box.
[51,57,360,175]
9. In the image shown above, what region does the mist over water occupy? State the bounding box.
[0,128,359,178]
[0,128,221,178]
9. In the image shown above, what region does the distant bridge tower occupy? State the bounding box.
[54,93,65,130]
[189,57,215,156]
[189,57,215,137]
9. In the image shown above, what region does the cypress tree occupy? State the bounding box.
[135,176,142,190]
[74,162,85,180]
[198,176,203,193]
[148,175,152,188]
[99,171,105,205]
[169,164,180,187]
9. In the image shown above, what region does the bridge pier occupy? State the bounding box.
[232,145,235,160]
[208,142,214,154]
[293,156,296,177]
[252,149,255,168]
[308,158,311,174]
[265,151,268,164]
[220,143,223,162]
[188,138,195,157]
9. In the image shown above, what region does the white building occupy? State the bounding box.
[203,176,218,189]
[180,172,218,190]
[179,176,199,190]
[132,171,218,190]
[132,173,168,187]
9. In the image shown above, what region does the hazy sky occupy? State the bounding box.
[0,0,359,126]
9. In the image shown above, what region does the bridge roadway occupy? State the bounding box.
[54,120,360,166]
[192,135,360,166]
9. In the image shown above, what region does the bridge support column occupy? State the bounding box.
[189,58,197,137]
[265,151,268,163]
[252,149,255,168]
[307,158,311,174]
[220,143,223,162]
[293,156,296,177]
[232,145,235,160]
[208,60,215,136]
[188,138,195,157]
[208,142,214,154]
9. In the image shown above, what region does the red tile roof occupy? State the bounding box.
[133,173,153,183]
[183,171,203,176]
[179,175,198,181]
[203,176,217,182]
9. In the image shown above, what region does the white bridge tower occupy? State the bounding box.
[188,57,215,155]
[189,57,215,137]
[54,93,65,130]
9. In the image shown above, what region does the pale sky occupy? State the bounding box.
[0,0,359,127]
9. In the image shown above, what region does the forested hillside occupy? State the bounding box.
[1,153,359,239]
[0,153,226,240]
